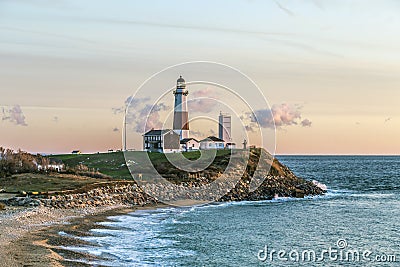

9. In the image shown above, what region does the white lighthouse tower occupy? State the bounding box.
[173,76,189,139]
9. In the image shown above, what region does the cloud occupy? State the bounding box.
[246,103,311,130]
[112,96,152,114]
[245,125,256,132]
[188,98,216,113]
[272,103,304,127]
[301,119,312,127]
[190,128,216,140]
[84,17,339,58]
[262,103,301,127]
[114,96,169,133]
[249,109,274,129]
[112,107,123,115]
[134,103,169,132]
[274,1,295,16]
[1,105,28,126]
[125,95,151,108]
[188,88,218,113]
[79,17,293,39]
[311,0,325,10]
[0,26,97,45]
[192,88,216,98]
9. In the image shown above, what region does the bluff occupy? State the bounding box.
[0,148,326,208]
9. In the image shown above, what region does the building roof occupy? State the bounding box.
[144,129,171,136]
[200,136,225,142]
[180,138,199,144]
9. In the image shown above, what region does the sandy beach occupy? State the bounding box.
[0,199,203,266]
[0,149,325,266]
[0,205,144,266]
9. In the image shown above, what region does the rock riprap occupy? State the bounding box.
[0,149,326,209]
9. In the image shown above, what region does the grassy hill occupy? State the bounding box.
[0,149,325,202]
[0,149,318,200]
[0,173,103,193]
[53,150,232,180]
[0,150,234,193]
[53,152,130,179]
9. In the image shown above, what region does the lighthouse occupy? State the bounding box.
[173,76,189,139]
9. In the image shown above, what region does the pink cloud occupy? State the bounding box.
[301,118,312,127]
[188,87,218,113]
[247,103,312,130]
[113,96,169,133]
[1,105,28,126]
[272,103,301,127]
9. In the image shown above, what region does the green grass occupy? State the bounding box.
[53,152,131,179]
[0,173,102,193]
[182,151,201,160]
[0,149,270,193]
[52,150,233,180]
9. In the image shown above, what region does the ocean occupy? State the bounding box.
[61,156,400,266]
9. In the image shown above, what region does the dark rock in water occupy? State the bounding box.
[295,189,305,198]
[218,149,325,201]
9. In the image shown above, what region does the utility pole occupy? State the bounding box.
[242,139,247,150]
[123,105,127,151]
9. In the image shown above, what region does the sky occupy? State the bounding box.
[0,0,399,155]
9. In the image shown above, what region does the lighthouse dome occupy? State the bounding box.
[177,76,185,83]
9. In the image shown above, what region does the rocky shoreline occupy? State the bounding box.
[1,150,326,209]
[1,168,326,210]
[1,183,151,209]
